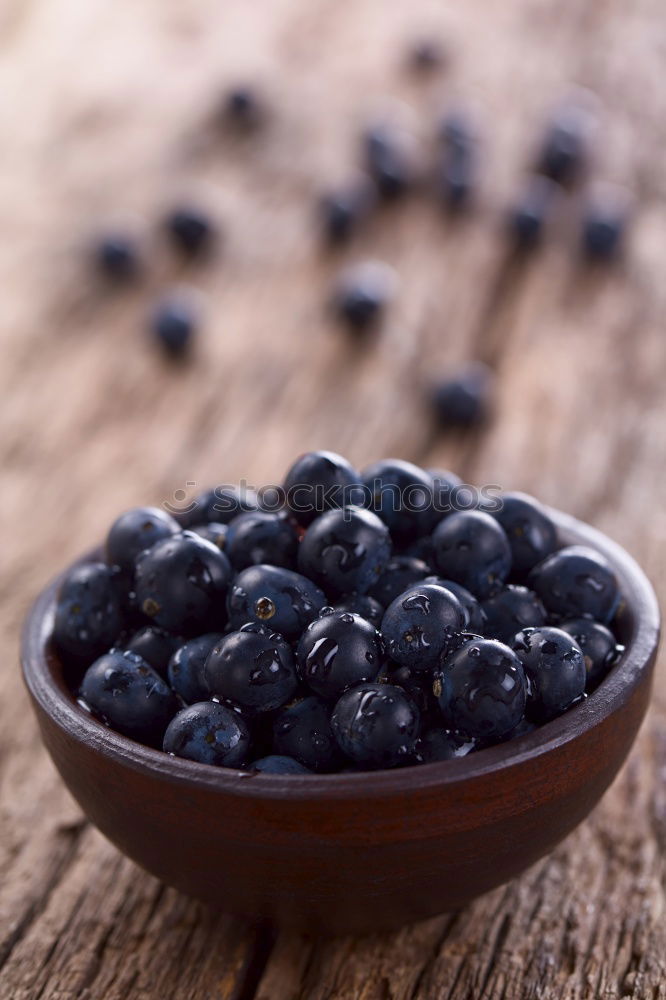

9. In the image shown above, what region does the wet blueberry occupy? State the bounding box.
[53,561,124,664]
[480,585,547,644]
[251,755,311,775]
[167,632,221,703]
[80,649,178,747]
[560,618,622,688]
[296,611,384,701]
[431,362,493,428]
[332,260,398,332]
[125,624,183,678]
[362,458,435,543]
[94,233,140,283]
[178,485,260,527]
[134,531,232,634]
[227,564,326,639]
[272,696,343,772]
[331,683,420,769]
[165,205,217,259]
[283,450,365,526]
[298,506,391,598]
[528,545,620,624]
[432,510,512,599]
[319,177,375,246]
[188,522,229,550]
[383,661,440,728]
[429,468,463,522]
[363,124,414,200]
[105,506,180,574]
[150,293,200,358]
[435,638,527,741]
[369,555,431,607]
[205,628,298,713]
[381,582,466,670]
[163,702,250,767]
[512,626,586,722]
[226,510,299,570]
[507,175,559,249]
[424,577,487,633]
[332,594,384,627]
[412,727,479,763]
[492,492,558,576]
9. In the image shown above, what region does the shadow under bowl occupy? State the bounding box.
[21,509,660,935]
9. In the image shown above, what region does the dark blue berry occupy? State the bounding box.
[432,510,512,599]
[151,294,199,358]
[581,191,629,262]
[272,696,342,772]
[536,104,591,185]
[134,531,232,634]
[369,556,431,607]
[408,38,446,73]
[480,585,547,644]
[53,561,124,665]
[125,625,183,678]
[205,629,298,713]
[492,492,558,576]
[437,110,478,211]
[319,178,375,246]
[432,363,493,428]
[296,611,384,701]
[251,755,311,775]
[435,638,527,741]
[424,577,487,633]
[94,233,140,282]
[363,125,414,200]
[507,175,558,249]
[528,545,620,624]
[227,564,326,639]
[331,683,420,768]
[512,626,586,722]
[381,582,466,670]
[165,206,217,259]
[226,510,298,571]
[429,468,463,521]
[332,261,397,332]
[412,728,478,763]
[298,507,392,597]
[167,633,221,703]
[362,458,435,543]
[332,594,384,627]
[383,661,440,728]
[180,486,260,527]
[105,506,179,574]
[80,649,178,747]
[283,450,365,526]
[188,522,229,550]
[163,702,250,767]
[223,86,264,129]
[560,618,622,688]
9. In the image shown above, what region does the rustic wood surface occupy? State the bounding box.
[1,0,665,997]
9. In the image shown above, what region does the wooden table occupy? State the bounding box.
[1,1,665,997]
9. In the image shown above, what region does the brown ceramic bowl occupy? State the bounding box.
[22,509,659,935]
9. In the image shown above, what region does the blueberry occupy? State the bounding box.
[332,261,398,332]
[319,177,375,246]
[437,110,478,212]
[296,611,384,701]
[93,233,140,282]
[226,510,299,570]
[167,633,221,703]
[363,125,414,200]
[251,755,311,775]
[134,531,232,634]
[424,577,487,633]
[581,189,630,262]
[536,103,592,185]
[79,649,178,747]
[381,582,466,670]
[104,506,180,574]
[178,485,260,527]
[507,175,559,249]
[408,38,446,73]
[369,556,431,607]
[205,629,298,713]
[431,362,493,428]
[53,561,124,664]
[435,638,527,741]
[429,468,463,521]
[492,491,558,576]
[528,545,620,624]
[272,696,343,772]
[412,728,479,763]
[298,507,392,597]
[223,85,264,129]
[332,594,384,627]
[432,510,512,599]
[560,618,622,688]
[125,625,183,678]
[188,522,229,551]
[383,661,440,728]
[331,683,420,768]
[512,626,586,722]
[362,458,435,543]
[480,585,547,644]
[163,702,250,767]
[165,205,217,259]
[150,292,200,358]
[283,450,365,526]
[227,563,325,639]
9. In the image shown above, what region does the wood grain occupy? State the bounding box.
[1,0,665,997]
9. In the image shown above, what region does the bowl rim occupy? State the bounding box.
[21,507,660,802]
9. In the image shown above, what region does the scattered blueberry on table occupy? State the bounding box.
[54,451,625,772]
[150,291,201,358]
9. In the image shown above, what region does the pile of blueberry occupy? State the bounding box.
[53,451,624,774]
